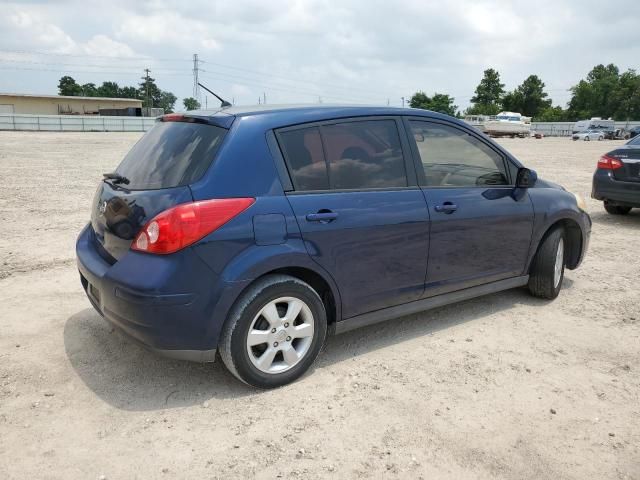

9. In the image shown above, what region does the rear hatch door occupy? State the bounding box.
[90,118,228,261]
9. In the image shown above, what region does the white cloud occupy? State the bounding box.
[0,0,639,109]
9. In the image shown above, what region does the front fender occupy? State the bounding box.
[526,188,591,271]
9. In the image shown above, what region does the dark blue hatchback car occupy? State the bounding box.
[76,105,591,388]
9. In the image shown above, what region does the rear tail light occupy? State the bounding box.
[598,154,623,170]
[132,198,254,254]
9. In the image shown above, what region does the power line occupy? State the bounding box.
[0,65,190,76]
[0,48,190,62]
[198,72,379,104]
[199,57,394,99]
[0,57,187,72]
[199,69,385,103]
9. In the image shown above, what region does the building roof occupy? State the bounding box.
[0,92,142,103]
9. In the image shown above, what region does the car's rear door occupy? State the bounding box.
[277,117,430,319]
[405,118,534,297]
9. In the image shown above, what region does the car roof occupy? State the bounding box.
[185,104,459,129]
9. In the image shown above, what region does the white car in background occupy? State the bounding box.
[572,130,604,141]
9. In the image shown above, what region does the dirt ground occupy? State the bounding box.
[0,132,638,480]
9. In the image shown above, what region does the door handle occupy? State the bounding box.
[434,202,458,214]
[306,211,338,223]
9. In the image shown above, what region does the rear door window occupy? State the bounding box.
[278,119,408,191]
[321,120,407,189]
[116,121,227,190]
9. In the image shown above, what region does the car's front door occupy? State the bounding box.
[277,118,430,319]
[406,119,534,297]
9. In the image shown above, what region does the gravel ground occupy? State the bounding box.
[0,132,638,480]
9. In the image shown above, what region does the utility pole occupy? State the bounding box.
[192,54,200,104]
[401,96,405,108]
[143,68,152,108]
[263,92,266,105]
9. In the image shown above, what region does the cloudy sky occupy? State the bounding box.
[1,0,639,110]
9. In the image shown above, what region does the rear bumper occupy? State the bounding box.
[592,169,640,207]
[76,224,247,362]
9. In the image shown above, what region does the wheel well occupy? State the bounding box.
[535,219,583,270]
[257,267,338,327]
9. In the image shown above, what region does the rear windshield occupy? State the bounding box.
[627,135,640,145]
[116,121,227,190]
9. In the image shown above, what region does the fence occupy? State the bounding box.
[0,114,157,132]
[531,121,640,137]
[2,114,640,136]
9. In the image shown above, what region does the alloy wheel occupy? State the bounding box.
[246,297,315,374]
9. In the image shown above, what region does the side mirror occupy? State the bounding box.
[515,167,537,188]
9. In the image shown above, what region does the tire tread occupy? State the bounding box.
[528,228,564,299]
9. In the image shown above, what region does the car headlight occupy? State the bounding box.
[570,191,587,211]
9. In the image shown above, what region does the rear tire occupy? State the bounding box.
[528,228,565,300]
[604,202,632,215]
[219,275,327,389]
[584,136,590,141]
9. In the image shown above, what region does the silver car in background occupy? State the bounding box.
[572,130,604,141]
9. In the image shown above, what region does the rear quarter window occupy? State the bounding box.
[116,121,227,190]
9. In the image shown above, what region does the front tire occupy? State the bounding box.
[528,228,565,300]
[604,202,632,215]
[219,275,327,389]
[584,136,590,141]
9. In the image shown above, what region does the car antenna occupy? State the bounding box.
[198,82,232,108]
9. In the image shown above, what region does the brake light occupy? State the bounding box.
[132,198,255,254]
[161,113,186,122]
[598,155,623,170]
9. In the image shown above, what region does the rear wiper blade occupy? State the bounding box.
[102,172,130,185]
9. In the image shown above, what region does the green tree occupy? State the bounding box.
[409,91,430,109]
[81,83,98,97]
[158,91,177,113]
[120,86,139,99]
[183,97,201,111]
[138,74,162,108]
[610,69,640,121]
[409,91,457,116]
[58,76,82,96]
[500,90,524,113]
[430,93,458,116]
[535,106,570,122]
[469,68,505,115]
[568,64,620,119]
[502,75,552,117]
[97,81,121,98]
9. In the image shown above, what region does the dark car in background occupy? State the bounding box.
[76,105,591,388]
[592,134,640,214]
[628,126,640,139]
